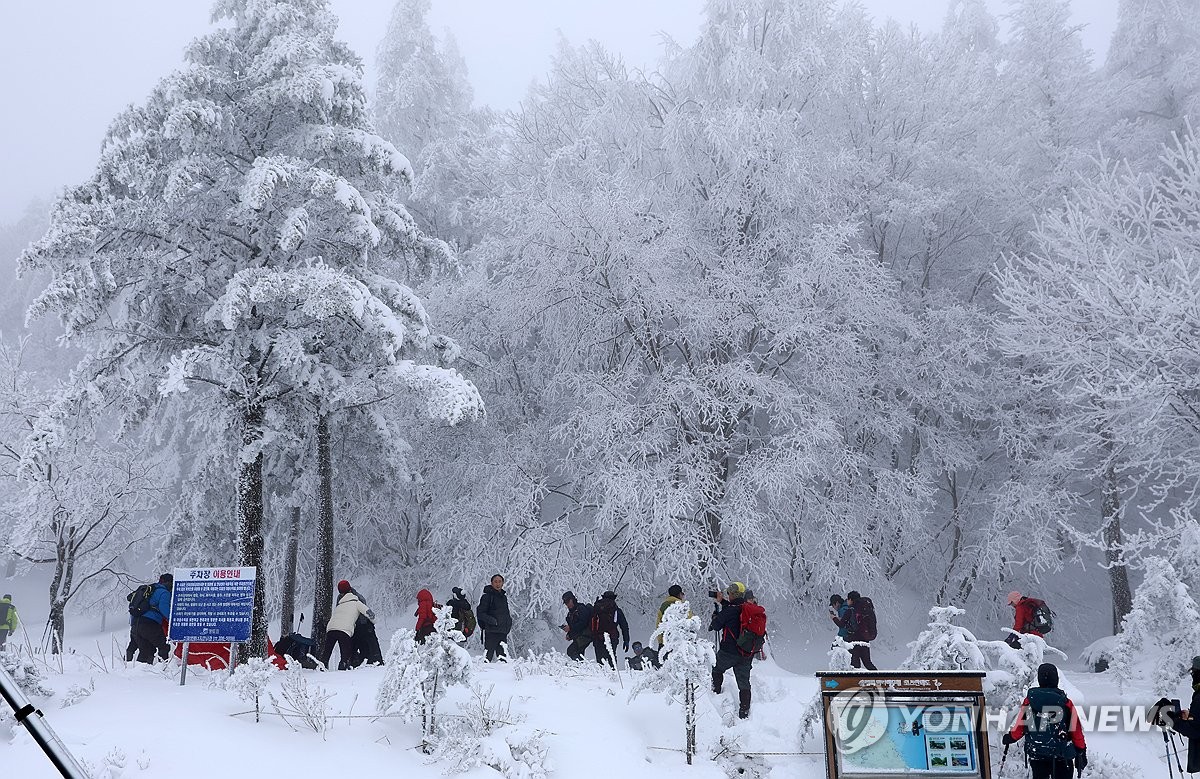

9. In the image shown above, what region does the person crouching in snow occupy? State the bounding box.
[1002,663,1086,779]
[415,588,440,643]
[325,579,372,670]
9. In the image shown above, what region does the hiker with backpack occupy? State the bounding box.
[561,591,596,661]
[415,588,440,644]
[0,594,18,650]
[129,574,173,664]
[1002,663,1086,779]
[1007,591,1054,649]
[324,579,373,670]
[836,590,878,671]
[477,574,512,662]
[591,590,631,668]
[829,594,851,644]
[447,586,476,641]
[709,582,766,719]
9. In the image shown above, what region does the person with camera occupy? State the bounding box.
[709,581,754,719]
[1002,663,1086,779]
[1154,656,1200,774]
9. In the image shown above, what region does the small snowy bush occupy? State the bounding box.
[226,656,278,722]
[429,684,552,779]
[268,658,332,735]
[902,606,987,671]
[377,605,472,749]
[981,631,1066,714]
[1112,558,1200,695]
[60,678,96,709]
[828,638,853,671]
[1,650,54,698]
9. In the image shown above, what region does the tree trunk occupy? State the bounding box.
[1101,459,1132,634]
[311,413,334,653]
[46,514,76,654]
[280,505,301,635]
[238,406,268,659]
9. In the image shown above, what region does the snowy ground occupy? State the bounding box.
[0,620,1184,779]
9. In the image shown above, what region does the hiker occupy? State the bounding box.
[1007,591,1052,649]
[656,585,685,646]
[561,591,595,661]
[1002,663,1086,779]
[627,640,661,671]
[477,574,512,662]
[1156,656,1200,774]
[829,594,851,644]
[345,583,383,666]
[447,587,476,640]
[415,588,439,644]
[709,581,759,719]
[131,574,173,664]
[837,590,878,671]
[0,594,18,650]
[591,590,631,668]
[324,579,372,670]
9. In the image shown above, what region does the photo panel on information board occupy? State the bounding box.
[833,697,982,777]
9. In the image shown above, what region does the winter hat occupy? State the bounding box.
[1,594,9,600]
[453,587,465,599]
[726,582,746,598]
[743,589,756,601]
[1007,591,1022,606]
[668,585,683,598]
[562,591,576,604]
[337,580,352,594]
[603,590,617,600]
[1192,656,1200,672]
[1037,663,1060,688]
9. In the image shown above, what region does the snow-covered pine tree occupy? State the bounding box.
[1113,558,1200,696]
[377,605,472,750]
[631,601,715,764]
[901,606,987,671]
[20,0,482,657]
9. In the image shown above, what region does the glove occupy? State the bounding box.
[1001,733,1016,746]
[1075,750,1087,771]
[623,643,630,652]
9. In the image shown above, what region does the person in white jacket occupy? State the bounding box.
[324,579,372,670]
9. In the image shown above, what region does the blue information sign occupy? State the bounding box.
[168,567,256,643]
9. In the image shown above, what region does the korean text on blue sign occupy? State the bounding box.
[168,567,256,643]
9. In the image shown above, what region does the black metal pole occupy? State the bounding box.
[0,664,90,778]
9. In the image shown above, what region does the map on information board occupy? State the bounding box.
[837,702,979,775]
[168,567,256,643]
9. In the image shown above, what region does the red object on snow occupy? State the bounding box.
[172,637,287,670]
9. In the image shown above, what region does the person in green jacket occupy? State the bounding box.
[656,585,689,649]
[0,594,19,650]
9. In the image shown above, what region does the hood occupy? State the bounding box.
[484,584,505,596]
[0,596,11,603]
[338,593,361,605]
[417,589,434,605]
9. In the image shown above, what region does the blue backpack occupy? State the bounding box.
[1023,687,1077,761]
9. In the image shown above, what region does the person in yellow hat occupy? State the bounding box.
[709,581,755,718]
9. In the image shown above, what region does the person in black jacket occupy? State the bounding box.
[709,581,754,719]
[561,591,595,661]
[1160,656,1200,775]
[477,574,512,662]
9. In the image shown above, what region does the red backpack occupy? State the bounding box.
[736,603,767,656]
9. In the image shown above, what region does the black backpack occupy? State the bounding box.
[1023,687,1077,761]
[1027,599,1054,634]
[591,597,618,636]
[127,584,155,618]
[854,597,878,641]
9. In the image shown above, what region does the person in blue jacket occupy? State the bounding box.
[133,573,173,664]
[829,594,851,644]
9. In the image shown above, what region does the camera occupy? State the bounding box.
[708,590,720,599]
[1152,698,1182,729]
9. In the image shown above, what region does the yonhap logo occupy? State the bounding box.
[832,689,889,754]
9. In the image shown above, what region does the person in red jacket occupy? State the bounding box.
[1003,663,1086,779]
[415,588,439,643]
[1007,591,1046,649]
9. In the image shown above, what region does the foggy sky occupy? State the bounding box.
[0,0,1118,225]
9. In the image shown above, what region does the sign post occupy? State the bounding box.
[815,670,992,779]
[168,567,256,686]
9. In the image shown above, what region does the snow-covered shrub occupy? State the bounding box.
[1080,635,1117,672]
[631,601,716,764]
[226,656,278,722]
[268,658,332,735]
[429,684,552,779]
[980,632,1066,714]
[902,606,987,670]
[1,649,54,698]
[377,605,472,749]
[60,678,95,709]
[511,650,604,682]
[1112,557,1200,695]
[828,638,853,671]
[83,748,128,779]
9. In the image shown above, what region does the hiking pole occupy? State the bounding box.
[997,743,1009,777]
[0,663,89,779]
[1164,727,1176,779]
[1168,730,1185,778]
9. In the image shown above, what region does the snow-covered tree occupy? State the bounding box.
[20,0,482,656]
[631,601,715,764]
[902,606,987,671]
[226,656,278,722]
[1112,558,1200,695]
[377,605,472,750]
